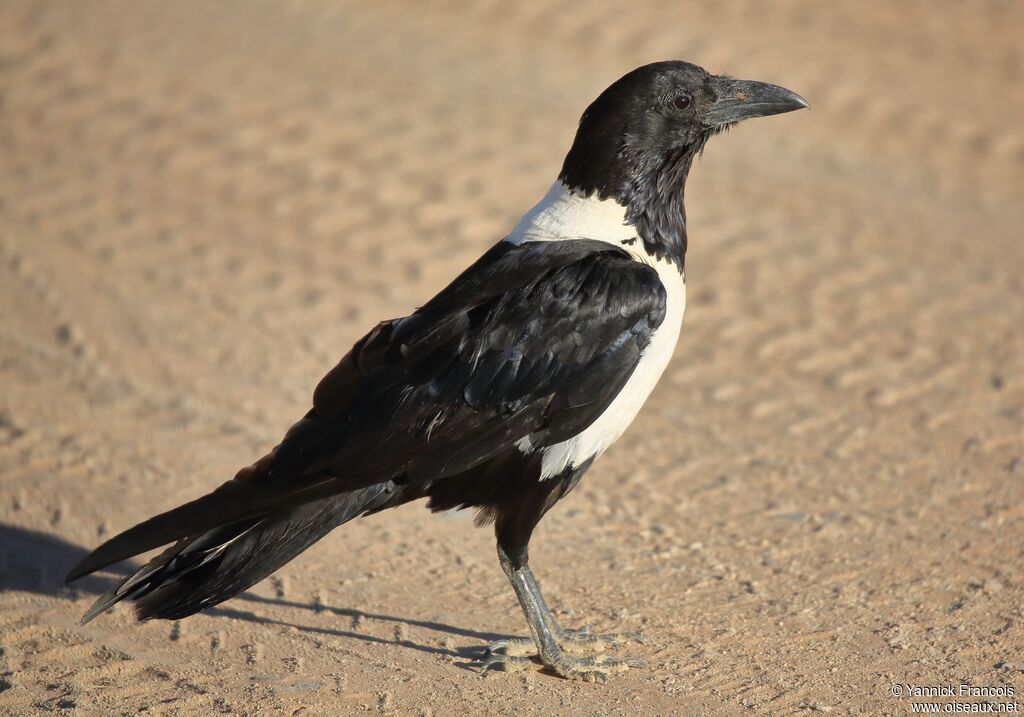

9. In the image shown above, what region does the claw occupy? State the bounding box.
[622,630,645,645]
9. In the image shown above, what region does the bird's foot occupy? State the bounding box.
[485,627,643,657]
[479,650,646,683]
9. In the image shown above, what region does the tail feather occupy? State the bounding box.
[76,482,403,623]
[79,536,200,624]
[65,458,348,583]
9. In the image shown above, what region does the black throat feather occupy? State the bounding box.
[558,131,713,274]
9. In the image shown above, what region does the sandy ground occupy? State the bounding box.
[2,1,1023,715]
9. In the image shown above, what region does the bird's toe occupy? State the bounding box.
[555,627,645,654]
[478,647,647,681]
[551,653,648,682]
[478,652,543,674]
[484,637,537,657]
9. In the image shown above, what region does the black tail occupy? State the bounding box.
[75,482,403,623]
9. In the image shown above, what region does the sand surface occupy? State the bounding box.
[2,1,1023,715]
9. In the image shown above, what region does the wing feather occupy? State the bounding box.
[271,239,667,484]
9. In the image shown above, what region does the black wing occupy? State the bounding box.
[66,239,666,580]
[272,238,668,483]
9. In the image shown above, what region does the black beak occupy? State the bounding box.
[705,78,809,127]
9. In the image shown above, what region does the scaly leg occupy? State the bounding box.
[480,545,646,683]
[486,564,643,656]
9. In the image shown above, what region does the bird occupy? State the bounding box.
[66,60,807,683]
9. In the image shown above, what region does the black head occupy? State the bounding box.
[560,61,808,268]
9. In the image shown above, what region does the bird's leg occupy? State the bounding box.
[487,563,642,656]
[521,564,644,653]
[479,544,645,683]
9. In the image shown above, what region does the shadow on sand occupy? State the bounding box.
[0,522,497,664]
[0,522,132,596]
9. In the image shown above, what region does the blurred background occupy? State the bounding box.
[1,1,1022,715]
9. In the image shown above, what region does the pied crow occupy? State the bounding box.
[66,61,807,682]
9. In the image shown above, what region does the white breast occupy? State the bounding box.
[507,181,687,479]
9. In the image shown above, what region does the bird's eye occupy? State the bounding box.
[673,95,691,110]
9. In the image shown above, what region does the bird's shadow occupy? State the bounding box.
[0,522,501,666]
[0,522,133,595]
[209,599,501,664]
